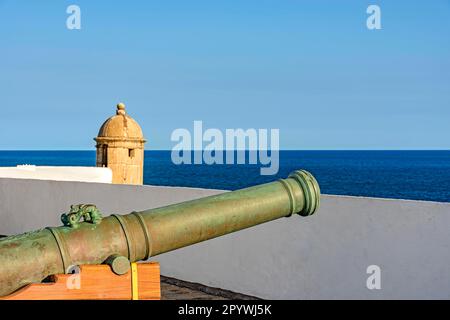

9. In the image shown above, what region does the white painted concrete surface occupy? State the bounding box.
[0,166,112,183]
[0,178,449,299]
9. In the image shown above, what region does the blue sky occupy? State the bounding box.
[0,0,449,150]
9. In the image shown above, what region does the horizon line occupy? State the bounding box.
[0,149,449,152]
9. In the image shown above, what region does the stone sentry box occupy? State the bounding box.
[95,103,146,185]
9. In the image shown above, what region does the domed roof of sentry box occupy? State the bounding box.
[97,103,145,140]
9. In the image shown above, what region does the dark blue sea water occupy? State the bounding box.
[0,151,449,202]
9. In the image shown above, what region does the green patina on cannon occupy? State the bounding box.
[61,204,103,229]
[0,170,320,297]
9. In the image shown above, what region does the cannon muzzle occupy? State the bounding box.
[0,170,320,296]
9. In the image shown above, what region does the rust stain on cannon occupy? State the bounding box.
[0,170,320,297]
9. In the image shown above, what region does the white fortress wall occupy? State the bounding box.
[0,166,112,183]
[0,177,449,299]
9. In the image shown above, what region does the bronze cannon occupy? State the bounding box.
[0,170,320,297]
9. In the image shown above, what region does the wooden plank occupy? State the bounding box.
[1,262,160,300]
[137,262,161,300]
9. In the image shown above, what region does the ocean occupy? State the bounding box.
[0,150,449,203]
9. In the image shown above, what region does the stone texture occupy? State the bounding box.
[94,103,146,185]
[160,276,259,300]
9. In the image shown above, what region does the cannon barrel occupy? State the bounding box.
[0,170,320,296]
